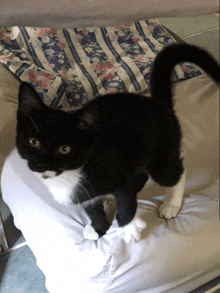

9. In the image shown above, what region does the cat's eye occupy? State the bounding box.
[58,145,71,155]
[29,138,41,148]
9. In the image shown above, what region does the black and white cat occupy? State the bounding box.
[16,43,220,243]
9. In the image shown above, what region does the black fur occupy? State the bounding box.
[16,44,220,238]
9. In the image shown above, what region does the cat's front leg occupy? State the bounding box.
[83,199,111,240]
[114,189,147,243]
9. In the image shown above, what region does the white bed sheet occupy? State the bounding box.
[1,73,220,293]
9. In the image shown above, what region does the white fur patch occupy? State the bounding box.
[34,169,81,205]
[43,170,56,178]
[117,216,147,243]
[83,224,99,240]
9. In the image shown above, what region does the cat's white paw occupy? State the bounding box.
[117,217,147,243]
[83,224,99,240]
[159,203,181,219]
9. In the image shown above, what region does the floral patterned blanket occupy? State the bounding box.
[0,19,201,110]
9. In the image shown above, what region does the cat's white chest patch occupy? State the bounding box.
[35,169,81,205]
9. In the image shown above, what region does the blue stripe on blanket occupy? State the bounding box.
[15,63,30,77]
[50,84,65,109]
[73,28,128,93]
[19,27,43,69]
[134,22,159,54]
[62,29,100,98]
[101,28,141,92]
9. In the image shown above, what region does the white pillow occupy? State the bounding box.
[1,148,220,293]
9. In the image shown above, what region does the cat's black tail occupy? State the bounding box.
[150,43,220,108]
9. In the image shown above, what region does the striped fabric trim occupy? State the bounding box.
[101,27,141,92]
[0,20,202,110]
[19,27,44,69]
[63,29,100,98]
[95,28,129,93]
[15,62,30,77]
[135,22,158,54]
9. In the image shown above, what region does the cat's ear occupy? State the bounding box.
[18,82,48,114]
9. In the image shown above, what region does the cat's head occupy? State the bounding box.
[16,82,93,178]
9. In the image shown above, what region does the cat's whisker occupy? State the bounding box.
[27,114,39,132]
[73,192,80,204]
[77,182,91,200]
[81,177,96,194]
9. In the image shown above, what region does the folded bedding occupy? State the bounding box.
[0,19,202,109]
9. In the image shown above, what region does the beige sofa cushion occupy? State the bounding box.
[0,64,20,186]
